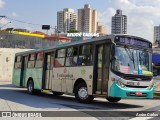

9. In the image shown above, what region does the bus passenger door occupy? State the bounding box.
[94,44,110,95]
[20,56,28,87]
[44,53,54,90]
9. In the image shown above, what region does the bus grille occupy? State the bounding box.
[126,85,148,88]
[123,76,152,81]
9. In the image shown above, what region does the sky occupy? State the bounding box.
[0,0,160,43]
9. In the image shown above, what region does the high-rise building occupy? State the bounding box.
[78,4,97,33]
[57,11,64,32]
[154,25,160,44]
[97,22,107,35]
[57,8,77,33]
[111,9,127,34]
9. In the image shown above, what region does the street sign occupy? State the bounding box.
[42,25,50,30]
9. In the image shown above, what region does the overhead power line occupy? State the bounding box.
[0,21,11,30]
[6,17,43,26]
[1,16,55,32]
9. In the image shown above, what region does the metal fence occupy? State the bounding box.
[0,31,59,49]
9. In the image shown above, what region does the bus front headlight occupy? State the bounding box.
[117,80,126,88]
[147,85,153,90]
[111,77,126,88]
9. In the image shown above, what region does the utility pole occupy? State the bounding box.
[50,26,59,43]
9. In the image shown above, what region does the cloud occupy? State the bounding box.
[98,8,115,34]
[12,12,17,17]
[98,0,160,42]
[131,0,160,7]
[0,0,5,8]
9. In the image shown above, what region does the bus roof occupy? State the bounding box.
[15,34,151,56]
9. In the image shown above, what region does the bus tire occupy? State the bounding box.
[75,83,93,103]
[52,91,63,96]
[27,80,35,95]
[106,97,121,102]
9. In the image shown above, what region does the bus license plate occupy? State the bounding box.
[135,92,142,96]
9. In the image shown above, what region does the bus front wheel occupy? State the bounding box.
[27,80,34,95]
[106,97,121,102]
[75,83,93,103]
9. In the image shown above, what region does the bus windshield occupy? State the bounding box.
[112,46,152,75]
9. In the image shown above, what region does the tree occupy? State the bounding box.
[67,29,79,33]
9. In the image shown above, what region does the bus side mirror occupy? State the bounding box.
[153,72,158,77]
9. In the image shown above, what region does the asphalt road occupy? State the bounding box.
[0,82,160,120]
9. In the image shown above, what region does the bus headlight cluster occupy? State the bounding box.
[111,77,126,88]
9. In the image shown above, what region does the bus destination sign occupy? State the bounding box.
[115,36,151,48]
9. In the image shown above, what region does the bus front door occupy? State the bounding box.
[95,44,110,95]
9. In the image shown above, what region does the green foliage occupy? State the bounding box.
[67,29,79,33]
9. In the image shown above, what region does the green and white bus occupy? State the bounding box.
[12,34,154,103]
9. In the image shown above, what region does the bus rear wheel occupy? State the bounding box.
[27,80,41,95]
[106,97,121,102]
[27,80,34,95]
[75,83,93,103]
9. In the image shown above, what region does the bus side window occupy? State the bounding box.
[78,44,92,66]
[27,54,36,68]
[65,47,78,66]
[54,49,66,67]
[35,52,43,68]
[14,56,22,69]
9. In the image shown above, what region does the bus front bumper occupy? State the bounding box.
[110,83,153,98]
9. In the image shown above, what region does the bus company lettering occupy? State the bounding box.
[63,68,67,73]
[57,73,73,79]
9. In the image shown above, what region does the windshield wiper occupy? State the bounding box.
[124,45,135,68]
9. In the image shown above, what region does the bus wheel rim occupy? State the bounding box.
[78,87,88,99]
[28,83,33,92]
